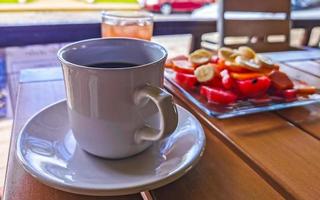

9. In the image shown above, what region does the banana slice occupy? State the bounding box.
[255,55,276,68]
[230,51,240,60]
[243,59,261,71]
[190,49,213,65]
[234,56,244,64]
[218,47,234,61]
[194,64,215,82]
[235,56,261,71]
[238,46,256,59]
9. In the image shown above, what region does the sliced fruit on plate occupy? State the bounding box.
[236,76,271,97]
[165,55,189,68]
[194,64,215,83]
[255,55,277,69]
[269,70,294,90]
[283,89,297,101]
[223,60,251,73]
[238,46,256,60]
[189,49,213,66]
[234,56,261,71]
[172,60,195,74]
[175,72,197,89]
[200,86,238,104]
[220,69,234,90]
[295,85,317,96]
[209,55,220,64]
[167,45,318,105]
[218,47,237,62]
[230,72,264,80]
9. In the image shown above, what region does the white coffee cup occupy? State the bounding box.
[58,38,178,159]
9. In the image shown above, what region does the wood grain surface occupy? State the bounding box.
[152,120,282,200]
[285,60,320,77]
[3,81,142,200]
[165,76,320,199]
[279,64,320,88]
[277,105,320,139]
[5,49,320,200]
[3,78,282,200]
[275,60,320,140]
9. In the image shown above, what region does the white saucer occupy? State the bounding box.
[16,100,205,196]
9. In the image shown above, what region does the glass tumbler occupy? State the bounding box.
[101,11,154,41]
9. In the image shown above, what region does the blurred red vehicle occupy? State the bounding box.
[139,0,213,15]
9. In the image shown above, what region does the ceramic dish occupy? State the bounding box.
[165,69,320,119]
[16,100,206,196]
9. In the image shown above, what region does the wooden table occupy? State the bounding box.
[3,48,320,200]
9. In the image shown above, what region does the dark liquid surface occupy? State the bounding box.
[87,62,138,68]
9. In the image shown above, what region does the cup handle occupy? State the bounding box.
[134,84,178,144]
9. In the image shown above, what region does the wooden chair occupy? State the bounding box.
[205,0,292,52]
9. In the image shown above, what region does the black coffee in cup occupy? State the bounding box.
[88,62,138,69]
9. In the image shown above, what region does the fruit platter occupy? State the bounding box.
[164,46,320,118]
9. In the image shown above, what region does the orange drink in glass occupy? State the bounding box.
[101,11,153,41]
